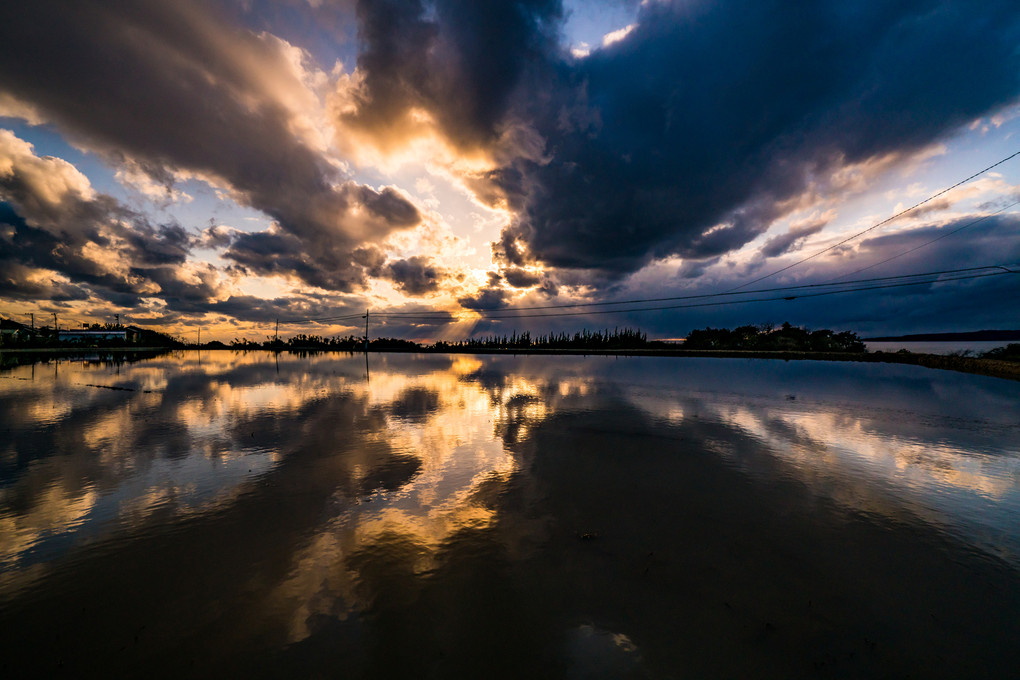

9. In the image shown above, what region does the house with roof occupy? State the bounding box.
[57,325,142,344]
[0,318,36,345]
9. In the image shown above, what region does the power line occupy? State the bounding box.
[727,149,1020,292]
[364,265,1015,318]
[297,313,365,323]
[253,149,1020,331]
[827,200,1020,282]
[147,262,1017,334]
[358,267,1018,321]
[366,187,1020,320]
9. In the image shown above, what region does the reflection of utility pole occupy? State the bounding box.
[364,309,369,352]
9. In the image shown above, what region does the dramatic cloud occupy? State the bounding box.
[224,227,368,292]
[334,0,563,157]
[760,218,829,258]
[487,0,1020,276]
[0,131,201,308]
[382,256,447,296]
[205,294,363,326]
[565,212,1020,338]
[502,267,543,288]
[0,0,421,292]
[0,259,90,303]
[458,287,511,311]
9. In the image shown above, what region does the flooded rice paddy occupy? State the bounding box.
[1,351,1019,678]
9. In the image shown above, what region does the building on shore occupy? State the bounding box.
[0,318,37,344]
[57,326,142,344]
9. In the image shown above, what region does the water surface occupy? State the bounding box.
[865,339,1011,355]
[2,351,1019,678]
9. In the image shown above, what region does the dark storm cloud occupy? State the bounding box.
[0,196,201,309]
[224,230,444,294]
[458,286,511,311]
[0,261,90,302]
[847,214,1020,275]
[781,213,1020,335]
[382,256,446,296]
[341,0,562,151]
[196,225,236,251]
[223,229,366,291]
[530,213,1020,338]
[124,223,193,266]
[137,265,223,314]
[676,256,722,280]
[760,219,829,258]
[899,199,955,222]
[368,311,458,341]
[482,0,1020,277]
[503,267,543,288]
[0,127,212,310]
[0,0,421,292]
[205,294,363,325]
[336,0,1020,280]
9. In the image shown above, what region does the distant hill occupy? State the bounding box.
[866,330,1020,342]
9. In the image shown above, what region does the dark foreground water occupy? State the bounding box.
[2,352,1019,679]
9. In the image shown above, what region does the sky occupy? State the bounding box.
[1,0,1019,342]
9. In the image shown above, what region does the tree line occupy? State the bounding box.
[227,324,869,352]
[432,327,657,350]
[683,322,866,352]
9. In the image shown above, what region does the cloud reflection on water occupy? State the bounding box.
[1,353,1018,677]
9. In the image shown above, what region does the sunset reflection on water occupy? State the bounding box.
[1,352,1019,678]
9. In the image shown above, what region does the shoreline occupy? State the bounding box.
[2,345,1019,382]
[0,347,173,353]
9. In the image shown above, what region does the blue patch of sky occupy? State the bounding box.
[852,108,1020,228]
[160,181,274,235]
[1,117,120,193]
[747,103,1020,257]
[561,0,640,52]
[2,116,274,236]
[232,0,360,72]
[920,106,1020,196]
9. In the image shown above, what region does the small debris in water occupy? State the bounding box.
[83,383,135,391]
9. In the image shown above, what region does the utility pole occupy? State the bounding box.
[197,326,201,347]
[53,312,58,332]
[274,318,279,344]
[115,313,119,328]
[364,309,369,352]
[29,312,33,331]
